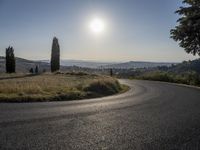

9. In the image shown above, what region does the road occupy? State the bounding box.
[1,80,200,150]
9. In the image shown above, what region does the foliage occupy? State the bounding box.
[5,46,16,73]
[169,59,200,73]
[171,0,200,56]
[35,65,39,74]
[51,37,60,72]
[119,59,200,87]
[110,69,113,76]
[84,79,122,95]
[29,68,34,74]
[135,71,200,86]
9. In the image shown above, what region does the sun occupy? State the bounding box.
[89,18,105,34]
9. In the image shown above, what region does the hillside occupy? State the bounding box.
[168,59,200,74]
[0,57,177,73]
[130,59,200,87]
[0,56,50,73]
[60,60,113,68]
[102,61,176,69]
[51,60,176,69]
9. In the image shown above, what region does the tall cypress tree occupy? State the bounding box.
[51,37,60,72]
[6,46,16,73]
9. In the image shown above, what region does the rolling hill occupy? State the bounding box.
[0,56,178,73]
[0,56,50,73]
[42,59,113,68]
[102,61,176,69]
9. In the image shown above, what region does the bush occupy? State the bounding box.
[84,79,122,96]
[139,71,173,82]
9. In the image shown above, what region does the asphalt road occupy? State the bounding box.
[1,80,200,150]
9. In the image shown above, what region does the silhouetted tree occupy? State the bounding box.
[35,65,39,74]
[6,46,16,73]
[171,0,200,56]
[29,68,34,74]
[51,37,60,72]
[110,68,113,77]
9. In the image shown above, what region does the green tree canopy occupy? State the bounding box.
[170,0,200,56]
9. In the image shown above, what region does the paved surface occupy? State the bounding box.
[1,80,200,150]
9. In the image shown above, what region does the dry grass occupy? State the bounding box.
[0,73,124,102]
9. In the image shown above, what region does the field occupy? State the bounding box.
[0,73,126,102]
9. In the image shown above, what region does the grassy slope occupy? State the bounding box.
[0,73,126,102]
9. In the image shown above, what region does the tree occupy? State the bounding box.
[110,68,113,77]
[6,46,16,73]
[35,65,39,74]
[170,0,200,56]
[51,37,60,72]
[29,68,34,74]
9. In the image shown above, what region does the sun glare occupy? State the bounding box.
[90,18,105,34]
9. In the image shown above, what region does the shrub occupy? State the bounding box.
[84,79,122,96]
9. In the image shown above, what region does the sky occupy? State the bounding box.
[0,0,198,62]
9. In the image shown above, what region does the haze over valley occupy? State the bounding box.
[0,56,177,73]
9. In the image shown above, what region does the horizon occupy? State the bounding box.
[39,58,180,64]
[0,0,199,62]
[0,55,182,64]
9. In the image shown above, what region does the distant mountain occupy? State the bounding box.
[102,61,177,69]
[42,60,113,68]
[41,60,176,69]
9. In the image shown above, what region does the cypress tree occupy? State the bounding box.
[51,37,60,72]
[110,68,113,77]
[6,46,16,73]
[35,65,39,74]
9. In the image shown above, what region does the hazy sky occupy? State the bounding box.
[0,0,198,62]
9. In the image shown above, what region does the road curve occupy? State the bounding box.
[1,80,200,150]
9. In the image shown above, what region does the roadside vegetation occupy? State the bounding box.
[134,70,200,86]
[128,59,200,87]
[0,73,126,102]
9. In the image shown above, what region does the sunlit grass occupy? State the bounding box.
[0,73,124,102]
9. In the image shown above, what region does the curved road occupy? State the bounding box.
[1,80,200,150]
